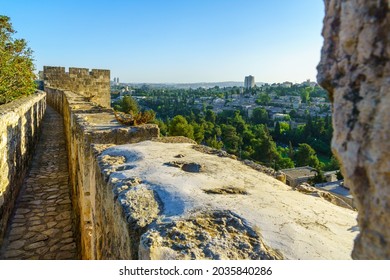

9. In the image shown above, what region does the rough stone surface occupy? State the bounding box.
[139,210,283,260]
[0,106,78,260]
[97,141,358,260]
[0,92,46,244]
[317,0,390,259]
[118,186,159,229]
[193,145,278,177]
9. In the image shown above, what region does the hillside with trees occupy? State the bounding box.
[112,83,340,172]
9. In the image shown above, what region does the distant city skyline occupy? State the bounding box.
[1,0,324,83]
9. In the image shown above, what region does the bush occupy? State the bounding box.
[0,16,36,105]
[114,110,155,126]
[115,95,139,114]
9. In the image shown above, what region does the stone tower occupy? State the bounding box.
[43,66,110,108]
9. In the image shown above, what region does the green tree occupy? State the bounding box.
[0,15,36,104]
[324,155,341,171]
[231,111,247,134]
[276,157,294,170]
[250,124,280,165]
[288,141,294,158]
[191,122,205,143]
[221,124,241,154]
[118,95,139,114]
[295,143,320,169]
[206,135,223,149]
[274,121,281,140]
[256,93,271,105]
[251,107,269,124]
[300,88,310,103]
[154,119,168,136]
[310,168,326,184]
[279,122,290,133]
[169,115,194,139]
[205,109,216,123]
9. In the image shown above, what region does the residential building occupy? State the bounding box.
[281,166,317,187]
[244,75,255,89]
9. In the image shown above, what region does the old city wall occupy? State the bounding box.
[0,92,46,244]
[318,0,390,259]
[43,66,110,108]
[45,87,159,259]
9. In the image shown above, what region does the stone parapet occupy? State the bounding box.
[0,92,46,244]
[45,87,159,259]
[43,66,110,108]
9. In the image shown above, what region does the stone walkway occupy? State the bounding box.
[0,106,78,260]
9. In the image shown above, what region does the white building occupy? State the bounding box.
[244,75,255,89]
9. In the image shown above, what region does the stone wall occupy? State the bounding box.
[45,86,359,260]
[0,92,46,244]
[317,0,390,259]
[45,87,159,259]
[43,66,110,108]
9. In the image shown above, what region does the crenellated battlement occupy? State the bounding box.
[43,66,110,107]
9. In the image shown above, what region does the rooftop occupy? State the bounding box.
[315,180,352,199]
[281,166,316,179]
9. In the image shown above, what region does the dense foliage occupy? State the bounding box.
[0,16,36,105]
[112,83,340,172]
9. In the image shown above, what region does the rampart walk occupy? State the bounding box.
[45,87,159,259]
[0,106,77,259]
[0,93,46,245]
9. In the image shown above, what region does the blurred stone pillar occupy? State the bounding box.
[317,0,390,259]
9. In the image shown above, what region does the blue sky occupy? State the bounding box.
[1,0,324,83]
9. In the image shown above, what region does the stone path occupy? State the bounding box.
[0,106,78,260]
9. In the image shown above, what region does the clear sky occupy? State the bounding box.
[1,0,324,83]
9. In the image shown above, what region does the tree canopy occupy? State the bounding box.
[114,95,139,114]
[295,143,320,169]
[0,15,36,105]
[169,115,194,139]
[251,107,269,124]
